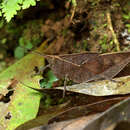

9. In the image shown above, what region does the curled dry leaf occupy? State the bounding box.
[56,75,130,96]
[84,98,130,130]
[48,96,128,124]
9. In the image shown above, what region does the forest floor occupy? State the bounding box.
[0,1,130,129]
[0,0,129,72]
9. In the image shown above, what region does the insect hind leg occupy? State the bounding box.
[63,74,68,98]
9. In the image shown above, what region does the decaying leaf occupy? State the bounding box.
[57,75,130,96]
[20,97,130,130]
[48,96,129,124]
[15,101,70,130]
[15,83,130,130]
[28,116,99,130]
[84,98,130,130]
[0,42,46,130]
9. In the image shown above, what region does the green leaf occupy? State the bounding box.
[40,70,58,88]
[0,43,45,130]
[14,46,25,59]
[1,0,22,22]
[15,102,68,130]
[19,37,25,46]
[47,70,58,82]
[0,0,39,22]
[25,41,33,50]
[22,0,36,9]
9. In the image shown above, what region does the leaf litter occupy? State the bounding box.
[24,98,130,130]
[16,1,130,129]
[0,0,130,129]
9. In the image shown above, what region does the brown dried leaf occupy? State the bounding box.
[23,97,130,130]
[49,96,128,123]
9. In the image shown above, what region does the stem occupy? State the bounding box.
[106,11,120,51]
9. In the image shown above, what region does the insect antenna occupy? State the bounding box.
[21,46,80,67]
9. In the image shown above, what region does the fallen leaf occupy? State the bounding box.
[57,75,130,96]
[26,98,130,130]
[49,96,128,123]
[15,101,70,130]
[0,42,46,130]
[84,98,130,130]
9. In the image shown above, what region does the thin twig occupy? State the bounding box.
[70,6,76,23]
[70,0,77,23]
[106,11,120,51]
